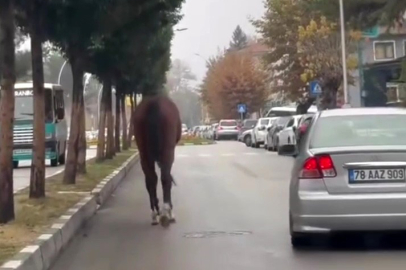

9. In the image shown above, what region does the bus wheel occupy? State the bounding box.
[13,161,19,169]
[50,157,58,167]
[58,142,66,165]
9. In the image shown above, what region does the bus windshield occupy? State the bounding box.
[14,89,54,122]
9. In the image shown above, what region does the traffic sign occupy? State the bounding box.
[237,104,246,114]
[309,81,322,97]
[362,26,379,38]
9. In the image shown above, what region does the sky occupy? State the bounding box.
[171,0,265,83]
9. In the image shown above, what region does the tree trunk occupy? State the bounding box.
[115,92,121,152]
[105,82,114,159]
[77,96,86,174]
[29,11,46,198]
[96,82,108,162]
[127,94,135,147]
[121,95,128,150]
[0,0,16,223]
[63,56,85,184]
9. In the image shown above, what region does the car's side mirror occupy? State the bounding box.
[267,127,271,132]
[258,126,265,131]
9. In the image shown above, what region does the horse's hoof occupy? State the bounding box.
[160,215,171,228]
[151,211,159,226]
[151,218,159,226]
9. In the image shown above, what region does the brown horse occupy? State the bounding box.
[133,95,181,227]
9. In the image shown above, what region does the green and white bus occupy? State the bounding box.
[12,83,68,168]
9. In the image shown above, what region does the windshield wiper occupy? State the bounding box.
[20,113,34,116]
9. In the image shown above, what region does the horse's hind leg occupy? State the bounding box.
[160,159,175,227]
[140,157,160,225]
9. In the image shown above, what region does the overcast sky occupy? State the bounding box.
[171,0,265,83]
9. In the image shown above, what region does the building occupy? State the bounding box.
[353,23,406,107]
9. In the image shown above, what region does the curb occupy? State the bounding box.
[0,152,139,270]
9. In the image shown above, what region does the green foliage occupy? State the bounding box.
[229,25,248,51]
[307,0,406,29]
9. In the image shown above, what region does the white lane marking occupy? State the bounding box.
[177,154,190,158]
[244,152,258,155]
[198,154,212,157]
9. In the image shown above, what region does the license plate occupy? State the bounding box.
[349,168,406,183]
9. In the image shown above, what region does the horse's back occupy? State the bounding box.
[134,96,181,161]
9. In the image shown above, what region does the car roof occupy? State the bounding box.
[319,107,406,118]
[219,119,237,122]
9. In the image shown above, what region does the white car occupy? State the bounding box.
[182,124,188,136]
[251,117,278,148]
[241,129,254,147]
[277,115,303,154]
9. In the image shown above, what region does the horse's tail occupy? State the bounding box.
[146,100,161,164]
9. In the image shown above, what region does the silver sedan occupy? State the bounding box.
[283,108,406,248]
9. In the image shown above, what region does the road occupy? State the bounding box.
[50,142,406,270]
[14,149,96,193]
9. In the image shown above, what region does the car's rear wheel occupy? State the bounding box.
[291,233,312,249]
[244,135,252,147]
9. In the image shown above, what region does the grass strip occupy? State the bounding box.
[0,148,136,265]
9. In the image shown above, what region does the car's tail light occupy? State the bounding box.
[218,126,223,130]
[299,155,336,179]
[318,155,336,177]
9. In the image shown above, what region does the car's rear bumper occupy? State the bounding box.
[217,131,239,137]
[291,180,406,232]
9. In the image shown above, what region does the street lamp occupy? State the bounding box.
[339,0,349,106]
[58,60,68,85]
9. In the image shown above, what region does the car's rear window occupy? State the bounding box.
[243,120,257,128]
[277,117,290,126]
[260,119,270,125]
[220,121,237,126]
[310,114,406,148]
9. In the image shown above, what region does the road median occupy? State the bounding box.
[178,136,215,146]
[0,149,139,270]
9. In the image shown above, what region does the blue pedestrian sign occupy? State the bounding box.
[309,81,322,97]
[237,104,246,114]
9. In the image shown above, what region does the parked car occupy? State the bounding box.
[207,123,218,140]
[283,108,406,248]
[216,119,239,140]
[241,129,254,147]
[266,116,291,152]
[251,117,277,148]
[238,119,258,141]
[295,114,315,146]
[277,115,304,154]
[182,124,188,136]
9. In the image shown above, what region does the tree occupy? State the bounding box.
[166,59,201,127]
[252,0,311,102]
[297,16,360,109]
[165,59,196,93]
[0,0,16,223]
[203,51,268,119]
[15,0,51,197]
[229,25,248,51]
[308,0,406,29]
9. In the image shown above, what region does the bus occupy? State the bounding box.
[264,105,318,118]
[12,83,68,168]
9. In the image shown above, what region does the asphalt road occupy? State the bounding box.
[13,149,96,193]
[50,142,406,270]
